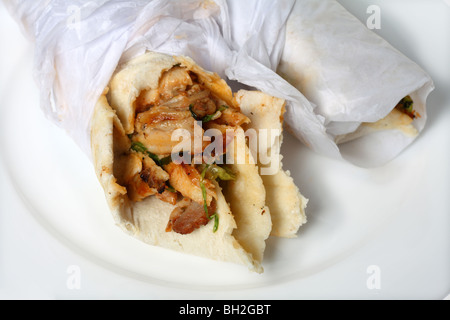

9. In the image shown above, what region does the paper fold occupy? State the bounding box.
[5,0,434,168]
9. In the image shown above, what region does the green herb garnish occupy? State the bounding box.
[166,182,177,193]
[200,164,210,216]
[189,104,200,120]
[201,105,228,123]
[200,164,210,180]
[199,164,220,233]
[130,141,175,167]
[201,113,216,123]
[209,165,236,181]
[209,213,219,233]
[399,96,414,113]
[200,181,209,216]
[189,104,229,123]
[396,95,417,119]
[159,155,173,166]
[199,164,236,181]
[131,141,159,162]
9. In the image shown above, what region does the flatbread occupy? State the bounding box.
[335,108,418,145]
[91,52,274,272]
[235,90,308,238]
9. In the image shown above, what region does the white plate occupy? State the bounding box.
[0,0,449,299]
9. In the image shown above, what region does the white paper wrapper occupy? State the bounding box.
[5,0,339,163]
[5,0,433,168]
[278,0,435,167]
[4,0,227,158]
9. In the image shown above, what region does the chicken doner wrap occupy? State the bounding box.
[91,52,307,273]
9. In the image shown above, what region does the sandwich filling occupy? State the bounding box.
[395,95,419,120]
[114,65,251,235]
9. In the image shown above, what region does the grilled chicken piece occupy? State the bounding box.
[164,162,216,206]
[125,154,170,202]
[134,107,196,156]
[159,66,193,101]
[120,64,250,235]
[214,107,250,127]
[135,66,193,112]
[166,198,217,235]
[156,187,178,205]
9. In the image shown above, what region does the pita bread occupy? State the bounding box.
[235,90,308,238]
[335,108,418,145]
[91,52,276,272]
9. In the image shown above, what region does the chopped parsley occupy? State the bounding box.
[199,164,229,233]
[396,95,417,119]
[165,182,177,193]
[209,213,219,233]
[199,163,236,181]
[130,141,172,167]
[189,104,200,121]
[200,181,209,216]
[158,155,173,166]
[189,104,229,123]
[131,141,160,163]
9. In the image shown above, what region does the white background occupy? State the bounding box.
[0,0,449,299]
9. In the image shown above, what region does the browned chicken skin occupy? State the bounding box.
[166,198,217,235]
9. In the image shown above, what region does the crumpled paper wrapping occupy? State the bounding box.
[278,0,434,167]
[4,0,241,158]
[5,0,433,168]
